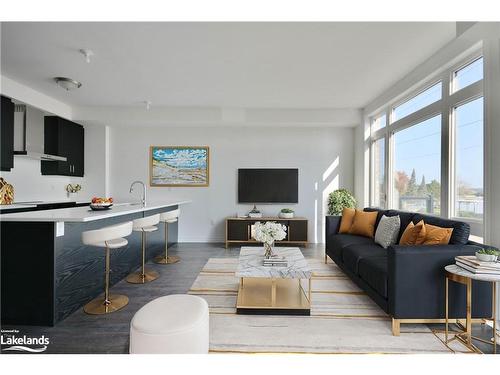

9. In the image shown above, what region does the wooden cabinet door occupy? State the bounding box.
[227,220,249,241]
[288,220,308,242]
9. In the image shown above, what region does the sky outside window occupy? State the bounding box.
[453,57,483,92]
[392,82,442,122]
[393,115,441,214]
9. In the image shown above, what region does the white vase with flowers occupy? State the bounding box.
[253,221,287,258]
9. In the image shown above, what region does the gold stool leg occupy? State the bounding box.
[154,221,180,264]
[84,246,129,315]
[127,231,159,284]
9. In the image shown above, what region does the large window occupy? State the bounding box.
[369,53,484,237]
[392,82,442,122]
[372,114,387,133]
[393,115,441,214]
[454,97,484,220]
[452,57,484,93]
[372,138,385,208]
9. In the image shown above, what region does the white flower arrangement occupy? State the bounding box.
[253,221,287,244]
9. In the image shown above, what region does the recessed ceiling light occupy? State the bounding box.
[54,77,82,91]
[79,49,94,63]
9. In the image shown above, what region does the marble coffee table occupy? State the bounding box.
[235,247,312,315]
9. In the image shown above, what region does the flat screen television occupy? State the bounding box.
[238,168,298,203]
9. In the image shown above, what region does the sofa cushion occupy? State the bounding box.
[339,207,356,233]
[358,257,388,298]
[348,210,378,238]
[363,207,388,229]
[327,234,375,261]
[342,244,386,274]
[412,213,470,245]
[422,223,453,245]
[399,220,427,245]
[385,210,416,242]
[374,215,401,249]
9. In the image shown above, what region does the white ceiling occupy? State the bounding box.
[1,22,456,109]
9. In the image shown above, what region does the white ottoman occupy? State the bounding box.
[129,294,209,354]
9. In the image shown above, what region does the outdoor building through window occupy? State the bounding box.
[369,53,484,237]
[393,115,441,214]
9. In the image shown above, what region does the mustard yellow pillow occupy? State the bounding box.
[339,207,356,233]
[422,223,453,245]
[399,220,426,245]
[348,210,378,238]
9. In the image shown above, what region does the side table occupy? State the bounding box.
[445,264,499,354]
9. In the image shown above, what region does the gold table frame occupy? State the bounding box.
[236,277,312,315]
[445,269,497,354]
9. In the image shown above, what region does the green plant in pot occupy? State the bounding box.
[476,248,500,262]
[327,189,356,215]
[279,208,295,219]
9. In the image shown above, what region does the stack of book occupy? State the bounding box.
[263,256,287,267]
[455,255,500,275]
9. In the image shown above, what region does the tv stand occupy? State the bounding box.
[225,217,308,249]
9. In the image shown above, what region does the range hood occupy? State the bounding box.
[13,104,67,162]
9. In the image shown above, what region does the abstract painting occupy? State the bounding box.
[150,146,209,187]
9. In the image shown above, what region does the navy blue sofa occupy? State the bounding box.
[325,207,494,335]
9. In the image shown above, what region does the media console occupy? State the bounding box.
[225,217,308,248]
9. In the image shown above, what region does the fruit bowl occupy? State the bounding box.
[90,202,113,211]
[90,197,113,211]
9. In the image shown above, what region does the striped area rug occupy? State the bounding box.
[188,257,457,354]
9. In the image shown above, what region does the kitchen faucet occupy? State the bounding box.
[129,180,147,206]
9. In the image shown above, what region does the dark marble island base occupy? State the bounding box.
[1,206,178,326]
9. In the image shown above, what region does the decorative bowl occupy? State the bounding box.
[279,212,294,219]
[475,252,498,262]
[90,203,113,211]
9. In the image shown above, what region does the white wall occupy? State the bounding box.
[109,126,354,243]
[0,123,107,202]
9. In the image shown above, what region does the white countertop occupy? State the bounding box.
[0,200,190,222]
[0,203,38,210]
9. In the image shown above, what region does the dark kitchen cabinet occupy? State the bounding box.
[1,95,15,171]
[41,116,84,177]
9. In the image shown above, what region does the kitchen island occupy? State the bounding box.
[0,200,190,326]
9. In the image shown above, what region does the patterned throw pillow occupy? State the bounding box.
[374,215,401,249]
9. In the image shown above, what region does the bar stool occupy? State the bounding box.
[126,213,160,284]
[81,221,133,315]
[154,208,181,264]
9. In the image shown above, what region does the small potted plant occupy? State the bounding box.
[279,208,294,219]
[327,188,356,215]
[475,248,500,262]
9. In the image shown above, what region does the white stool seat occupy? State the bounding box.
[82,221,133,247]
[94,237,128,249]
[81,221,133,315]
[160,209,180,223]
[133,225,158,233]
[129,295,209,354]
[133,214,160,231]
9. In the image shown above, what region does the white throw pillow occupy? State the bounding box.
[374,215,401,249]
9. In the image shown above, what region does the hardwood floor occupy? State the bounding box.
[1,243,497,354]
